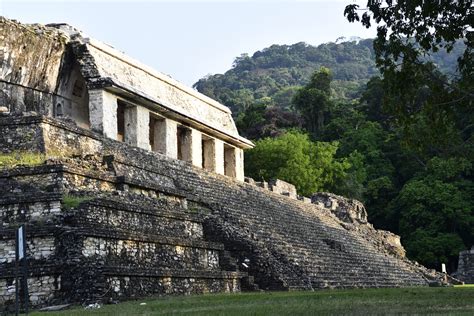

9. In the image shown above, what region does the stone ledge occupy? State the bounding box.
[81,198,203,223]
[0,227,57,240]
[0,226,220,251]
[71,227,224,250]
[0,163,117,188]
[0,192,63,205]
[0,114,101,141]
[1,264,61,278]
[102,266,247,279]
[106,153,239,189]
[0,164,64,178]
[116,175,181,197]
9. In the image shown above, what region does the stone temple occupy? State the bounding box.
[0,17,458,311]
[0,18,252,181]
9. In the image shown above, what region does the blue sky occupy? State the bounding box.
[0,0,375,86]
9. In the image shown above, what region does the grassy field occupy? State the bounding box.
[29,287,474,316]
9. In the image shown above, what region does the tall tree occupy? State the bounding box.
[344,0,472,74]
[292,67,334,137]
[345,0,474,270]
[245,130,350,196]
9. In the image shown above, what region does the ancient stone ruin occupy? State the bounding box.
[455,247,474,284]
[0,17,251,181]
[0,17,453,312]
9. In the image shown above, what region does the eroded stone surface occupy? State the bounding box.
[1,17,252,183]
[0,17,454,311]
[0,114,448,312]
[456,247,474,284]
[312,192,368,224]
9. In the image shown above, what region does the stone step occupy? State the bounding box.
[80,236,222,272]
[70,197,204,239]
[102,266,247,279]
[0,226,226,271]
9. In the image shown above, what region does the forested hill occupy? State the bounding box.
[193,36,472,273]
[193,39,464,115]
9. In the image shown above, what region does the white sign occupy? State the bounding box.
[441,263,446,273]
[18,226,24,260]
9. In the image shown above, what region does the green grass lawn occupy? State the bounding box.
[29,287,474,316]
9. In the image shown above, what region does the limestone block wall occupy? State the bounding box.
[0,18,67,114]
[0,237,55,263]
[0,191,246,310]
[0,145,247,311]
[81,237,220,271]
[269,179,297,199]
[1,198,61,228]
[0,114,45,153]
[105,274,240,299]
[456,248,474,284]
[0,276,61,307]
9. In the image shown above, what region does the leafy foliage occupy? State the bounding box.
[194,40,378,115]
[194,6,472,270]
[194,39,463,118]
[0,151,45,168]
[62,195,94,210]
[293,67,334,137]
[245,130,350,196]
[344,0,472,75]
[235,99,303,139]
[343,0,473,270]
[396,157,473,270]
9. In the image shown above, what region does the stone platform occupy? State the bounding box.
[0,114,445,311]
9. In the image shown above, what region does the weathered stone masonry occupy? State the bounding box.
[455,247,474,284]
[0,18,455,312]
[0,114,448,311]
[0,17,251,181]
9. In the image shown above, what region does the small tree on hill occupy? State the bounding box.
[292,67,334,137]
[245,130,350,196]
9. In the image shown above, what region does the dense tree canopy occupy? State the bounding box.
[194,3,472,271]
[293,67,334,136]
[194,38,464,118]
[342,1,473,270]
[344,0,472,73]
[245,130,350,196]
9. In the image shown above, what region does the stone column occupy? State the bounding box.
[223,145,245,181]
[178,127,202,167]
[224,145,237,178]
[124,105,150,150]
[190,129,202,167]
[202,138,216,171]
[203,137,228,173]
[154,118,178,159]
[235,147,245,182]
[215,139,225,175]
[88,89,117,140]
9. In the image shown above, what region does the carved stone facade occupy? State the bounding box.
[0,17,251,181]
